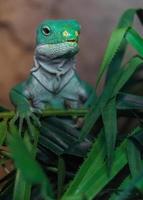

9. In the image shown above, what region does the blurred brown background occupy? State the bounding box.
[0,0,143,108]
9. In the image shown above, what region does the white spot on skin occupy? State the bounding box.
[63,30,69,37]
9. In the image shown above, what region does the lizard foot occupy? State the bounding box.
[10,107,41,141]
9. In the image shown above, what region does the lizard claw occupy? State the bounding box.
[18,116,24,136]
[9,112,19,127]
[10,106,41,141]
[31,113,41,128]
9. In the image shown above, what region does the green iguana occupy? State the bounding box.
[10,19,96,158]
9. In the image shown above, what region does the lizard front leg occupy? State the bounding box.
[10,85,40,138]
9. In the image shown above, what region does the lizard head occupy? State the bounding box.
[35,19,81,59]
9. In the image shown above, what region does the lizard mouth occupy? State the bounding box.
[67,39,78,43]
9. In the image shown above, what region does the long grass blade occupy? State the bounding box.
[127,139,143,178]
[117,8,143,28]
[102,97,117,170]
[57,156,66,199]
[62,126,142,200]
[117,92,143,110]
[96,27,128,87]
[126,28,143,56]
[96,8,143,87]
[109,176,131,200]
[13,170,31,200]
[62,130,106,197]
[8,130,54,199]
[114,171,143,200]
[80,56,143,141]
[61,140,127,200]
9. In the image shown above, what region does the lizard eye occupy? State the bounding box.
[42,26,50,36]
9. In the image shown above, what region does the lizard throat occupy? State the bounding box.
[31,55,76,93]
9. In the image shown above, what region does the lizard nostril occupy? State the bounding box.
[63,30,69,37]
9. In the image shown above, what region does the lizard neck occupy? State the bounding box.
[31,55,76,93]
[31,55,76,75]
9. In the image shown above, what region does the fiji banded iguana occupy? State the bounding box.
[10,19,96,158]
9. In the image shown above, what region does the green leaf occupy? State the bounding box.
[106,28,143,85]
[130,129,143,152]
[106,8,143,82]
[96,8,143,86]
[63,126,142,200]
[27,123,40,156]
[62,131,106,198]
[13,170,31,200]
[8,132,54,199]
[117,92,143,110]
[0,120,7,146]
[96,27,129,87]
[117,8,143,28]
[109,176,131,200]
[80,56,143,141]
[127,139,143,178]
[112,57,143,95]
[62,135,127,200]
[114,171,143,200]
[126,28,143,56]
[12,127,39,200]
[61,195,83,200]
[108,128,143,200]
[102,97,117,170]
[57,156,66,199]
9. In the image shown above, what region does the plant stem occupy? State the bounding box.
[0,109,88,119]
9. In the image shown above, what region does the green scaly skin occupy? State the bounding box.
[10,19,96,156]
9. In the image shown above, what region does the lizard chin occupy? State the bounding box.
[35,42,79,59]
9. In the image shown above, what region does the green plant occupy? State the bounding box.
[1,8,143,200]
